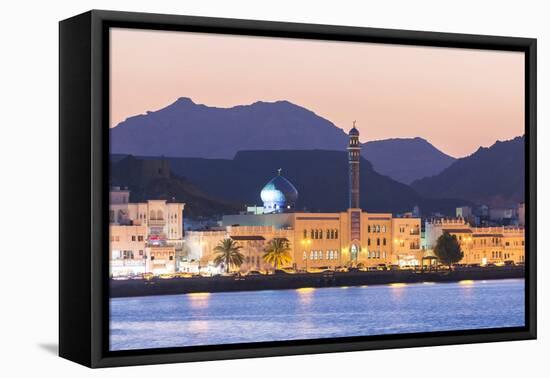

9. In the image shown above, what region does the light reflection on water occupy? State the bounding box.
[110,279,525,351]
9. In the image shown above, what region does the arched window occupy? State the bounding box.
[368,225,371,233]
[150,210,156,220]
[303,251,307,260]
[335,230,338,239]
[382,225,386,233]
[383,238,387,246]
[157,210,163,220]
[377,238,380,246]
[303,229,307,239]
[310,230,314,239]
[319,230,323,239]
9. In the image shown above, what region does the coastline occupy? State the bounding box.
[110,266,524,298]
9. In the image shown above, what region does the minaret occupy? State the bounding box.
[348,121,360,209]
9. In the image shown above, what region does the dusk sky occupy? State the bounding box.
[110,28,524,158]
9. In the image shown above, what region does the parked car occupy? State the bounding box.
[158,273,175,279]
[173,272,193,278]
[246,270,264,276]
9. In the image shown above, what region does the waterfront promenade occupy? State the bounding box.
[110,266,524,297]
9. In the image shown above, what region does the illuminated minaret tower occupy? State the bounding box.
[348,121,360,209]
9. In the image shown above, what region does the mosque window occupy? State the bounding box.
[335,230,338,239]
[157,210,163,220]
[368,225,371,233]
[303,229,307,238]
[377,238,380,246]
[367,238,371,246]
[382,225,386,232]
[310,251,314,260]
[150,210,155,220]
[383,238,387,246]
[319,230,323,239]
[303,251,307,260]
[334,251,338,259]
[310,230,315,239]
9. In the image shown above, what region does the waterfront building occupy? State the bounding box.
[109,224,147,276]
[185,125,423,272]
[109,187,185,276]
[424,218,525,265]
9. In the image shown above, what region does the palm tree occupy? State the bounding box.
[213,238,245,273]
[263,238,293,270]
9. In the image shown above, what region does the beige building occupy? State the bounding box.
[109,187,185,276]
[184,126,422,273]
[109,225,147,277]
[425,218,525,265]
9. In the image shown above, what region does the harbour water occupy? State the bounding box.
[110,278,525,351]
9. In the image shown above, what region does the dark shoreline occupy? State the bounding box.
[110,266,524,298]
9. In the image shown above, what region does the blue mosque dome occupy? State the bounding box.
[349,125,360,136]
[260,169,298,213]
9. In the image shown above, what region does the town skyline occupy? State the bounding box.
[110,28,524,157]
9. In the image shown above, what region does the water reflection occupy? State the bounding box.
[110,279,525,351]
[296,287,315,305]
[186,292,211,309]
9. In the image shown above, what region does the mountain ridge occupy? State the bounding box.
[411,136,525,207]
[110,98,457,183]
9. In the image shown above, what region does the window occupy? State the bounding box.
[157,210,163,220]
[319,230,323,239]
[377,238,380,246]
[368,225,371,233]
[335,230,338,239]
[150,210,155,220]
[334,251,338,259]
[303,229,307,238]
[303,251,307,260]
[138,235,144,242]
[169,256,174,261]
[383,238,386,246]
[367,238,371,246]
[131,235,136,241]
[381,225,386,233]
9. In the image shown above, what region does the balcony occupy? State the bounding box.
[148,218,166,226]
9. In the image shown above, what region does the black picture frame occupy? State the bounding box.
[59,9,537,368]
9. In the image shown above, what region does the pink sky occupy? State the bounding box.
[110,28,524,158]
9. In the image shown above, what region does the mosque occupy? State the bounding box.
[185,124,424,272]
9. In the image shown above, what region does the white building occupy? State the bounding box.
[109,187,185,276]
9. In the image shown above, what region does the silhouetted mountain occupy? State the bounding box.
[362,137,455,184]
[114,150,468,216]
[411,136,525,207]
[110,156,241,218]
[110,98,456,183]
[110,97,348,158]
